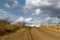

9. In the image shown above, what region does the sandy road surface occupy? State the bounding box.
[0,27,60,40]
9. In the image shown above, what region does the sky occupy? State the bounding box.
[0,0,60,27]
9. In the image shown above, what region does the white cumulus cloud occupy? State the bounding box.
[33,8,42,15]
[45,17,59,24]
[16,16,32,23]
[16,16,42,27]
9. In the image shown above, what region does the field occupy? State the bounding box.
[40,25,60,32]
[0,26,60,40]
[0,19,60,40]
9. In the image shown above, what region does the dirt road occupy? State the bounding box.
[0,27,60,40]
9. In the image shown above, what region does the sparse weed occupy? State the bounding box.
[0,18,21,36]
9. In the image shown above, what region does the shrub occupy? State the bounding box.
[0,18,20,36]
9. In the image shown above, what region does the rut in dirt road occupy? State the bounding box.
[0,27,60,40]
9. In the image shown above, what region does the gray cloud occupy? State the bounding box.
[40,5,60,17]
[4,0,24,13]
[25,0,60,25]
[4,0,19,8]
[26,0,60,17]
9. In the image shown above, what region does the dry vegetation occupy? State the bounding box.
[0,18,35,36]
[0,18,23,36]
[0,18,60,40]
[39,24,60,32]
[0,18,60,36]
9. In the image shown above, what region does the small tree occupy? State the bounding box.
[58,16,60,25]
[0,18,12,25]
[17,21,26,26]
[0,18,13,32]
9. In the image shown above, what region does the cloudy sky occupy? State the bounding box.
[0,0,60,26]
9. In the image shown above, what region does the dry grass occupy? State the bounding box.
[39,24,60,32]
[0,24,22,36]
[1,18,60,36]
[0,19,22,36]
[0,18,34,36]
